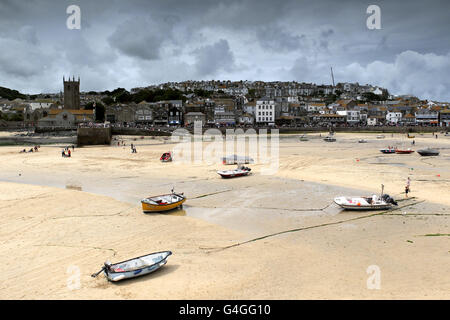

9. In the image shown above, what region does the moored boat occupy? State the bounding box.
[91,251,172,282]
[376,135,385,139]
[324,136,336,142]
[299,135,309,141]
[358,139,367,143]
[395,148,414,154]
[380,147,396,154]
[417,148,439,156]
[217,166,251,178]
[160,152,172,162]
[334,194,397,210]
[141,190,186,212]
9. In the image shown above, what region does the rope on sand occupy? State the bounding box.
[50,205,138,220]
[200,199,426,252]
[33,244,117,256]
[191,189,234,199]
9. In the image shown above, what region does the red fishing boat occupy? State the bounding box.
[160,152,172,162]
[395,148,414,154]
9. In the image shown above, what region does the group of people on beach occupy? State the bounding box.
[20,145,40,153]
[62,145,75,158]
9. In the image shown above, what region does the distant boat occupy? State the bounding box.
[407,134,415,138]
[417,148,439,156]
[380,148,396,154]
[141,190,186,213]
[358,139,368,143]
[299,135,309,141]
[324,136,336,142]
[222,155,254,165]
[91,251,172,282]
[395,148,414,154]
[160,152,172,162]
[376,135,385,139]
[217,166,251,178]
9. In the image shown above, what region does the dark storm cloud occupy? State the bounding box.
[108,16,174,61]
[0,0,449,100]
[256,25,306,52]
[192,39,235,76]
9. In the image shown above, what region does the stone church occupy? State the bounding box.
[63,76,80,109]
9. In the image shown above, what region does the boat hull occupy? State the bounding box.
[417,150,439,156]
[217,170,251,178]
[395,150,414,154]
[141,195,186,212]
[105,251,172,282]
[334,202,393,210]
[218,172,250,178]
[380,149,395,154]
[334,196,393,210]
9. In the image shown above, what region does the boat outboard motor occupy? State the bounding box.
[382,194,398,206]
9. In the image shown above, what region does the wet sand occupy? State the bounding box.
[0,132,449,299]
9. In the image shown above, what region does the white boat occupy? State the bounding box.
[376,135,385,139]
[91,251,172,282]
[299,135,309,141]
[358,139,368,143]
[334,194,397,210]
[217,166,251,178]
[334,185,397,210]
[323,136,336,142]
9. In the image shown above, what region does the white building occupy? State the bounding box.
[287,96,299,103]
[337,110,361,124]
[386,112,402,124]
[306,103,326,113]
[256,98,275,124]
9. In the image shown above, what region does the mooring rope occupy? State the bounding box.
[200,199,425,252]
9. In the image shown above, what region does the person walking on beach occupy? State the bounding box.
[68,149,71,157]
[405,177,411,197]
[62,149,66,157]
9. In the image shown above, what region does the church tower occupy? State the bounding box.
[63,76,80,109]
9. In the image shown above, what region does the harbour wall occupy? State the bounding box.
[77,127,112,146]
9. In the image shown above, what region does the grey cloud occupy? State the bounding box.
[192,39,235,77]
[0,0,449,101]
[256,25,306,52]
[108,15,175,61]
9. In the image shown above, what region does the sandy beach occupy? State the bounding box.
[0,131,449,299]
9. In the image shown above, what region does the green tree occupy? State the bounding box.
[94,102,105,122]
[101,96,115,105]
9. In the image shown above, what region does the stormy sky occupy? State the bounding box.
[1,0,450,101]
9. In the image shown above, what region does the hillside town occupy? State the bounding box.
[1,78,450,130]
